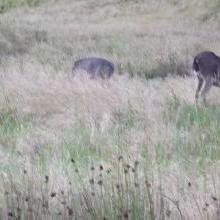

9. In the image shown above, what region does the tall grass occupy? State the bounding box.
[1,0,220,78]
[1,0,220,219]
[0,0,43,13]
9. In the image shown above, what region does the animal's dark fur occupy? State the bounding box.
[72,57,114,79]
[192,51,220,104]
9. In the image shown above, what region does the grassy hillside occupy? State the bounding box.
[1,0,220,219]
[1,0,220,78]
[0,0,44,13]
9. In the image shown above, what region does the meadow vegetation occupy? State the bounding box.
[1,0,220,219]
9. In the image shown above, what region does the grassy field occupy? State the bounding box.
[1,0,220,219]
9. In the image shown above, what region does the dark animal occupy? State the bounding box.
[72,57,114,79]
[192,51,220,105]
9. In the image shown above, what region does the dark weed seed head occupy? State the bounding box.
[89,178,95,185]
[8,211,13,217]
[25,197,29,202]
[67,207,73,216]
[71,158,75,163]
[134,182,139,188]
[132,168,135,173]
[134,160,139,167]
[116,184,120,189]
[61,201,66,205]
[75,168,79,173]
[50,192,56,198]
[205,202,209,207]
[100,165,104,171]
[91,192,95,196]
[42,201,49,209]
[91,166,95,171]
[166,209,171,217]
[106,168,111,174]
[45,175,49,184]
[98,180,103,186]
[124,212,129,219]
[212,196,217,201]
[145,180,151,187]
[23,169,27,174]
[124,168,128,174]
[188,182,191,187]
[126,164,131,169]
[118,156,123,161]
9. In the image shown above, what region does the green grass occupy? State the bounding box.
[61,123,107,168]
[0,0,43,13]
[0,108,29,149]
[165,98,220,171]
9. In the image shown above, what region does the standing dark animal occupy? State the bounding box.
[72,57,114,79]
[192,51,220,105]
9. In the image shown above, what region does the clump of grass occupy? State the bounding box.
[165,97,220,169]
[0,107,23,148]
[0,0,43,13]
[0,157,175,219]
[2,155,219,219]
[199,0,220,23]
[148,52,188,79]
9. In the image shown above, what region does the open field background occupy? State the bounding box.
[1,0,220,219]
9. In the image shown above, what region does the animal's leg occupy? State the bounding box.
[195,77,203,104]
[213,82,220,87]
[213,70,220,87]
[201,77,213,106]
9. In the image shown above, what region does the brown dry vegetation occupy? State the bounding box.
[1,0,220,219]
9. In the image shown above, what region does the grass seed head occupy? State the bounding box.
[67,207,73,216]
[98,180,103,186]
[124,212,129,219]
[100,165,104,171]
[118,156,123,161]
[45,175,49,184]
[89,178,95,185]
[212,196,217,201]
[8,211,13,217]
[50,192,56,198]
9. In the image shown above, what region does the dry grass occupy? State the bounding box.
[1,0,220,219]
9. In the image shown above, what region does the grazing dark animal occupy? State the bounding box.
[192,51,220,105]
[72,57,114,79]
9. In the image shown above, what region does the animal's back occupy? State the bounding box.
[73,57,114,78]
[193,51,220,77]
